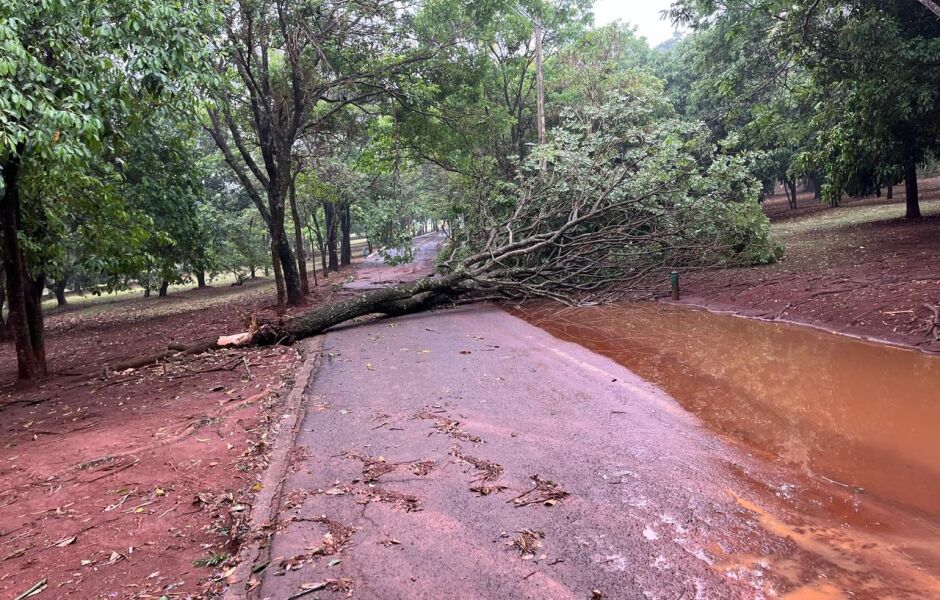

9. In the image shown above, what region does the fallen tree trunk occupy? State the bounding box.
[252,272,469,345]
[103,273,470,373]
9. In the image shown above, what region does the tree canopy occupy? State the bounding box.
[1,0,937,379]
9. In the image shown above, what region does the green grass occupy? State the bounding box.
[40,272,262,312]
[773,198,940,239]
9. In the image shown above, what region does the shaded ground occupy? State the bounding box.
[0,274,346,599]
[684,179,940,352]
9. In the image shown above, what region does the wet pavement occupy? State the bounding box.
[250,239,940,600]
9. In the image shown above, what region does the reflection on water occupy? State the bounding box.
[517,302,940,519]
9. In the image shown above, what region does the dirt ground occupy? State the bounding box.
[0,273,344,599]
[683,177,940,352]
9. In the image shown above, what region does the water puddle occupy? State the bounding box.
[516,302,940,596]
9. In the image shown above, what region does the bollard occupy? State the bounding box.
[670,271,680,301]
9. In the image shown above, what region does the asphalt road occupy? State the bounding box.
[250,235,934,600]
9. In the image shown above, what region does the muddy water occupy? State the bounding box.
[517,302,940,596]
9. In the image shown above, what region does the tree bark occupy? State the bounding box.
[158,279,170,297]
[0,150,47,379]
[289,176,310,295]
[887,183,894,199]
[340,202,352,267]
[917,0,940,19]
[270,238,285,306]
[310,205,327,271]
[0,269,6,339]
[53,278,67,307]
[270,273,466,342]
[904,155,921,219]
[196,271,207,288]
[534,15,547,174]
[324,203,339,271]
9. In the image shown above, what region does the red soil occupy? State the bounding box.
[683,178,940,353]
[0,276,335,599]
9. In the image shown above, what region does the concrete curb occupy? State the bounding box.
[222,337,323,600]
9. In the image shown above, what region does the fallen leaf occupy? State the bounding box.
[108,551,124,565]
[328,559,342,567]
[53,535,77,547]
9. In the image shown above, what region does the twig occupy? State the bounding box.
[286,582,328,600]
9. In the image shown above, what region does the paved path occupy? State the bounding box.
[249,237,928,600]
[254,312,800,599]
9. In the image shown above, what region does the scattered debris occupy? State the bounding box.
[411,460,435,476]
[414,407,482,443]
[510,475,569,508]
[470,484,509,496]
[344,452,400,482]
[450,447,503,482]
[354,486,422,512]
[509,529,544,558]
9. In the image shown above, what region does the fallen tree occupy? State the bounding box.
[109,88,777,370]
[214,89,777,348]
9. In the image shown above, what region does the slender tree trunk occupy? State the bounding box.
[196,271,207,288]
[289,176,310,295]
[53,278,67,307]
[904,155,921,219]
[0,269,6,340]
[25,275,46,370]
[887,183,894,199]
[324,203,339,272]
[270,238,285,307]
[340,202,352,267]
[267,178,304,306]
[784,178,798,210]
[534,15,547,174]
[310,206,327,272]
[158,279,170,297]
[0,150,47,379]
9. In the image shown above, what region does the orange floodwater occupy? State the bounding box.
[517,302,940,597]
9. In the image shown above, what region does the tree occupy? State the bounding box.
[0,0,216,378]
[206,0,431,307]
[670,0,940,217]
[236,85,777,344]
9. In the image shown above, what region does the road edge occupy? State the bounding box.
[221,336,323,600]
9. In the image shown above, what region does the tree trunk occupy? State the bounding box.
[0,269,6,340]
[340,202,352,267]
[324,203,339,272]
[53,278,67,307]
[784,178,798,210]
[158,279,170,297]
[270,273,465,342]
[904,155,921,219]
[534,15,547,174]
[270,238,285,306]
[310,206,327,272]
[197,271,207,288]
[289,176,310,295]
[275,233,304,304]
[0,151,47,379]
[887,183,894,199]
